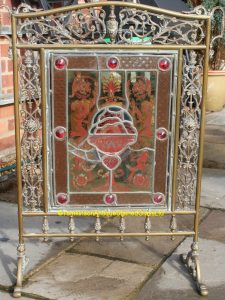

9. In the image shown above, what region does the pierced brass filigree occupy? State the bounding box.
[185,5,225,59]
[15,4,206,45]
[176,50,203,210]
[19,50,43,211]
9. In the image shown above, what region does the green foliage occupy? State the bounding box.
[219,0,225,8]
[202,0,218,10]
[201,0,225,69]
[186,0,194,8]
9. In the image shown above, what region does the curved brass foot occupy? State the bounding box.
[180,242,208,297]
[199,284,209,297]
[13,244,29,298]
[13,256,23,298]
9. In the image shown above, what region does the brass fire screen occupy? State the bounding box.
[10,1,215,297]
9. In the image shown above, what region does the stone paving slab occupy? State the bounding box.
[203,142,225,169]
[69,217,180,267]
[0,201,94,287]
[134,208,225,300]
[68,208,208,267]
[204,109,225,169]
[134,237,225,300]
[132,238,225,300]
[204,125,225,144]
[23,253,151,300]
[201,168,225,209]
[137,284,225,300]
[199,210,225,243]
[206,108,225,126]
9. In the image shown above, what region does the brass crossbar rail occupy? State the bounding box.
[22,211,196,216]
[13,1,210,20]
[23,231,195,238]
[15,44,207,50]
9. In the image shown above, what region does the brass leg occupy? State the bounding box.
[180,242,208,296]
[13,244,29,298]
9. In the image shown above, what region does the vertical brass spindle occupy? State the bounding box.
[144,216,151,241]
[42,216,49,242]
[68,216,75,242]
[169,215,177,241]
[119,216,126,241]
[95,215,101,242]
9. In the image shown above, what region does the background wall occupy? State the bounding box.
[0,0,15,171]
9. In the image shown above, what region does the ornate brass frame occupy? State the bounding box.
[10,2,212,298]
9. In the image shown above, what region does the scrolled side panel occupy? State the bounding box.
[19,49,43,211]
[176,50,203,210]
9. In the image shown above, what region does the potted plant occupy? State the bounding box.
[188,0,225,111]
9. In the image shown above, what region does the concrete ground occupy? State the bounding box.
[0,168,224,300]
[204,108,225,169]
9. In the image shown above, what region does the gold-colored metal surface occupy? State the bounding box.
[40,48,48,213]
[14,1,209,20]
[14,2,208,46]
[176,50,204,210]
[16,44,207,50]
[19,49,43,210]
[194,18,211,242]
[22,210,196,217]
[181,242,209,296]
[13,256,23,298]
[172,49,183,212]
[169,49,183,239]
[12,15,24,245]
[12,16,25,299]
[23,231,195,238]
[13,244,28,298]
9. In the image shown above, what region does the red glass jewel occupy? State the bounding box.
[153,193,164,204]
[55,58,66,69]
[107,57,119,69]
[55,127,66,140]
[156,128,167,141]
[159,58,170,71]
[57,193,67,204]
[105,194,116,204]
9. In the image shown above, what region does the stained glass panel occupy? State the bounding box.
[48,51,177,210]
